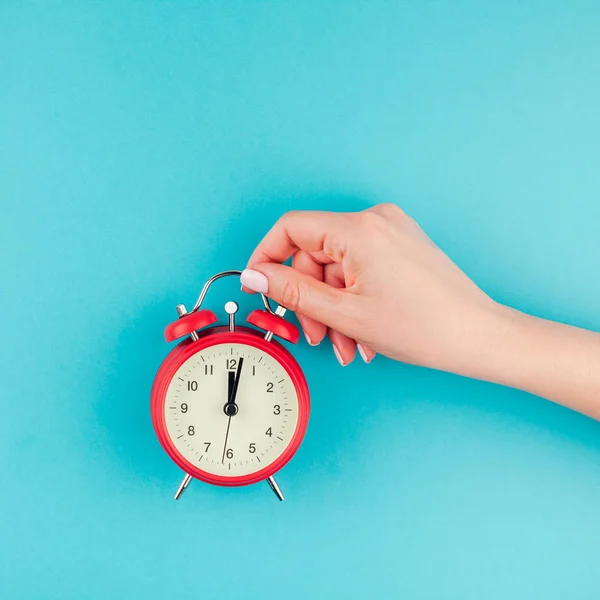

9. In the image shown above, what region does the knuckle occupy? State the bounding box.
[374,202,406,219]
[280,210,302,228]
[355,210,386,232]
[281,209,299,221]
[279,278,302,312]
[322,232,346,263]
[356,204,413,239]
[355,210,381,227]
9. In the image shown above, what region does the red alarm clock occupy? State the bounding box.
[150,270,310,501]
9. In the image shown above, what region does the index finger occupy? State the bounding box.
[246,210,352,267]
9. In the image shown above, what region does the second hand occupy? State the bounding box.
[221,416,232,464]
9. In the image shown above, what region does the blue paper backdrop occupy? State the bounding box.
[2,2,600,598]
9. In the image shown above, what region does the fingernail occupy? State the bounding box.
[240,269,269,294]
[357,343,371,364]
[333,345,346,366]
[304,332,318,346]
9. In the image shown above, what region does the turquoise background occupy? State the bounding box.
[2,2,600,598]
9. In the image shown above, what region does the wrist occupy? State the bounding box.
[452,301,528,386]
[477,303,532,387]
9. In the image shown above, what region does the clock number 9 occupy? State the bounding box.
[180,403,188,413]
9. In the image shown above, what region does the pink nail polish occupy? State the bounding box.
[357,344,371,364]
[240,269,269,294]
[333,345,346,366]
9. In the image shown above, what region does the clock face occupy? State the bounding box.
[163,342,299,478]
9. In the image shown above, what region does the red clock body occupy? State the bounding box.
[151,326,310,487]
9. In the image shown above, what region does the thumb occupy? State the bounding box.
[241,264,351,331]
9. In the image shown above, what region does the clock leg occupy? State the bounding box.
[174,473,193,500]
[266,476,285,501]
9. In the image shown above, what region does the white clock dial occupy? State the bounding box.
[164,343,299,477]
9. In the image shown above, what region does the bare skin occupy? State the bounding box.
[240,204,600,420]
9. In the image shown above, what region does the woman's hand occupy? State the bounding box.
[241,204,506,378]
[241,203,600,420]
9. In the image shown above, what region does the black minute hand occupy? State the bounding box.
[224,358,244,417]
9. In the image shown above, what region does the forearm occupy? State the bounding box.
[480,306,600,420]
